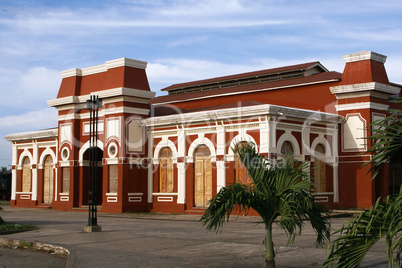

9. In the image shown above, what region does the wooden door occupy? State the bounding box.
[194,145,212,208]
[160,147,174,193]
[43,156,53,203]
[22,157,31,192]
[314,144,326,192]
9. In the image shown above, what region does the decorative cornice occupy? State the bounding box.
[342,51,387,63]
[335,102,389,111]
[145,104,343,127]
[61,58,148,78]
[330,82,400,95]
[47,87,155,108]
[5,128,58,142]
[56,107,150,121]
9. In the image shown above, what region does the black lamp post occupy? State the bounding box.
[84,95,102,232]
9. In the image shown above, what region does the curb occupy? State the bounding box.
[0,238,72,266]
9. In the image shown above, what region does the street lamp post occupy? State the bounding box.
[84,95,102,233]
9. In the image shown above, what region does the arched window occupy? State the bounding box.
[281,141,294,155]
[194,145,212,207]
[235,141,252,185]
[314,144,326,192]
[43,155,54,203]
[159,147,173,193]
[22,157,31,192]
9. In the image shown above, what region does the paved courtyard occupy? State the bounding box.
[0,206,392,267]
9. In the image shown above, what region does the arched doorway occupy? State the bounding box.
[82,147,103,205]
[159,147,174,193]
[43,155,54,203]
[194,145,212,208]
[313,144,326,192]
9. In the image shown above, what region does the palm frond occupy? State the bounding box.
[200,183,255,233]
[324,195,402,267]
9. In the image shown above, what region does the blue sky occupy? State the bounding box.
[1,0,402,167]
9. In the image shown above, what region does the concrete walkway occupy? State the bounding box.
[0,206,391,268]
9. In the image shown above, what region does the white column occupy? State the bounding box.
[332,127,339,202]
[147,130,154,203]
[11,143,17,200]
[54,138,58,202]
[177,128,186,204]
[268,117,277,154]
[260,119,269,154]
[302,123,311,158]
[216,125,226,191]
[32,141,38,200]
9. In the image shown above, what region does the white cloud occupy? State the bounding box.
[0,66,60,110]
[0,108,57,130]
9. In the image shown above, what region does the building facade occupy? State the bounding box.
[5,51,402,213]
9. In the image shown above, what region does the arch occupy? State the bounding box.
[227,133,258,155]
[311,136,332,159]
[188,137,216,159]
[277,132,301,156]
[154,138,178,163]
[38,147,57,168]
[18,149,33,167]
[281,141,294,155]
[78,140,104,164]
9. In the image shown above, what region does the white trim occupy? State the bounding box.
[38,147,57,167]
[310,135,333,159]
[277,130,301,156]
[60,58,147,78]
[48,87,155,107]
[107,197,118,202]
[152,193,179,196]
[11,169,16,200]
[157,196,173,202]
[330,82,400,95]
[146,104,342,127]
[18,149,33,167]
[342,51,386,63]
[187,136,216,158]
[227,133,258,155]
[5,129,58,142]
[335,102,389,112]
[78,140,104,165]
[153,137,178,162]
[60,196,69,201]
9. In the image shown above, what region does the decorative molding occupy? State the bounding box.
[146,104,343,127]
[330,82,400,95]
[5,128,58,142]
[48,87,155,108]
[342,51,387,63]
[335,102,389,111]
[60,58,147,78]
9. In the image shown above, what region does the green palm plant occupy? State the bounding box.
[324,107,402,268]
[200,142,331,268]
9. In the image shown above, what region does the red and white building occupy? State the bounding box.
[5,51,402,213]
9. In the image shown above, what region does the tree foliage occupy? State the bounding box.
[325,103,402,268]
[200,142,331,267]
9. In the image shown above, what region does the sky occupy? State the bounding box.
[1,0,402,167]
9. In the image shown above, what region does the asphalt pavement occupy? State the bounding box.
[0,206,392,268]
